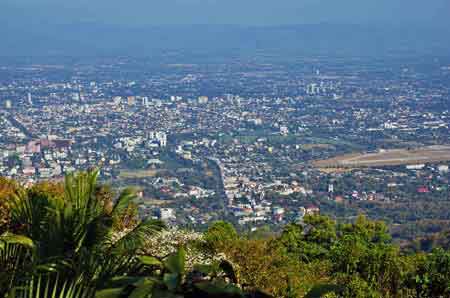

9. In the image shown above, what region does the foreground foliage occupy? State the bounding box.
[2,171,450,297]
[0,170,261,298]
[205,215,450,297]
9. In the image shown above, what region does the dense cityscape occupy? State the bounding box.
[1,55,450,242]
[4,0,450,295]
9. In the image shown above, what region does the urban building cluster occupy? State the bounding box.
[0,56,450,235]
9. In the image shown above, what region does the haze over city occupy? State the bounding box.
[2,0,450,56]
[3,0,450,26]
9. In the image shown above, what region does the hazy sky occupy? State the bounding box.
[3,0,450,27]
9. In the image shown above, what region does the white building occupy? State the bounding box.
[159,208,176,222]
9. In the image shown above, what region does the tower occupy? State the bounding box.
[328,183,334,193]
[27,92,33,106]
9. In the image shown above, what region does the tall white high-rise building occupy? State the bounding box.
[27,92,32,105]
[147,131,167,147]
[156,132,167,147]
[306,83,319,95]
[328,184,334,193]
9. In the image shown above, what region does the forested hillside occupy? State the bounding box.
[1,170,450,297]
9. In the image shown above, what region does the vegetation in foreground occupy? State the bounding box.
[1,170,450,297]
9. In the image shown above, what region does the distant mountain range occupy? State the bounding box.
[1,23,449,58]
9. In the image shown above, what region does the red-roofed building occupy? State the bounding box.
[417,186,430,193]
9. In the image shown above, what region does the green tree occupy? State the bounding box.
[408,248,450,297]
[0,177,21,234]
[340,215,391,245]
[204,221,238,252]
[3,169,164,296]
[279,215,337,262]
[329,215,405,297]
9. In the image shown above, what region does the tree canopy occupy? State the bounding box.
[2,171,450,297]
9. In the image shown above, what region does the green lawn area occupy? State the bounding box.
[118,169,160,179]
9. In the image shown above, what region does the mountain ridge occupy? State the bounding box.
[2,23,450,57]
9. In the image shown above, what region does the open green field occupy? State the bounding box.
[119,169,160,179]
[218,131,361,149]
[313,145,450,168]
[299,143,334,150]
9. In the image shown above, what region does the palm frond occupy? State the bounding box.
[82,215,113,252]
[0,233,34,249]
[0,234,34,296]
[11,274,94,298]
[66,248,142,293]
[111,219,165,255]
[10,190,52,240]
[59,170,110,255]
[110,188,136,219]
[64,170,101,213]
[3,170,167,298]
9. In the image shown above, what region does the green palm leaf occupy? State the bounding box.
[111,219,164,254]
[0,233,34,249]
[11,274,94,298]
[110,188,136,219]
[0,240,33,296]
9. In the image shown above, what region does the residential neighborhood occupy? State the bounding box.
[1,56,450,238]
